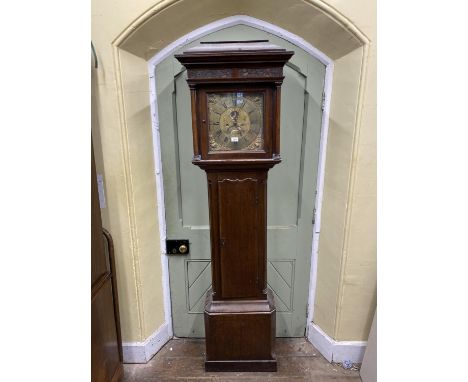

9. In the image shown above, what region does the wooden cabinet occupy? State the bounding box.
[91,144,123,382]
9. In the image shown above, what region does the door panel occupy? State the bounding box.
[218,177,260,298]
[156,25,325,337]
[91,282,120,382]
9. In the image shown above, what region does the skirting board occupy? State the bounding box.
[122,321,365,364]
[307,322,367,363]
[122,322,171,363]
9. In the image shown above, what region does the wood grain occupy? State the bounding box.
[92,141,123,382]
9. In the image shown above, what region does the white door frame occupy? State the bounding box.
[147,15,333,339]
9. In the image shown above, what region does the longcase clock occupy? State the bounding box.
[176,40,294,372]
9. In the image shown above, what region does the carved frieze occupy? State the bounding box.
[188,67,283,80]
[237,67,283,78]
[188,68,233,79]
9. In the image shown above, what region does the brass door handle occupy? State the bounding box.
[179,244,188,254]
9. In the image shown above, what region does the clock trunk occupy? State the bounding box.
[207,170,267,300]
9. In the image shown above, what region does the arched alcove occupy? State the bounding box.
[97,0,374,363]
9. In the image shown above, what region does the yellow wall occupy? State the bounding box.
[91,0,376,343]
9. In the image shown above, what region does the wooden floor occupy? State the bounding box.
[122,338,361,381]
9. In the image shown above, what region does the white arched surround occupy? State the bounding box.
[148,14,333,343]
[141,15,367,363]
[107,1,373,365]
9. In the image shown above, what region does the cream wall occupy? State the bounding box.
[327,0,376,341]
[91,0,376,344]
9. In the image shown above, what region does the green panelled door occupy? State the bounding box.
[156,25,325,337]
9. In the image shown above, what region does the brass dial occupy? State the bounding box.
[208,92,264,151]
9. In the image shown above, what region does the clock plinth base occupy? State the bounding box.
[204,289,277,372]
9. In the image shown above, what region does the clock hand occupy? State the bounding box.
[226,122,235,133]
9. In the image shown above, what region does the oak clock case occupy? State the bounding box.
[175,41,293,372]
